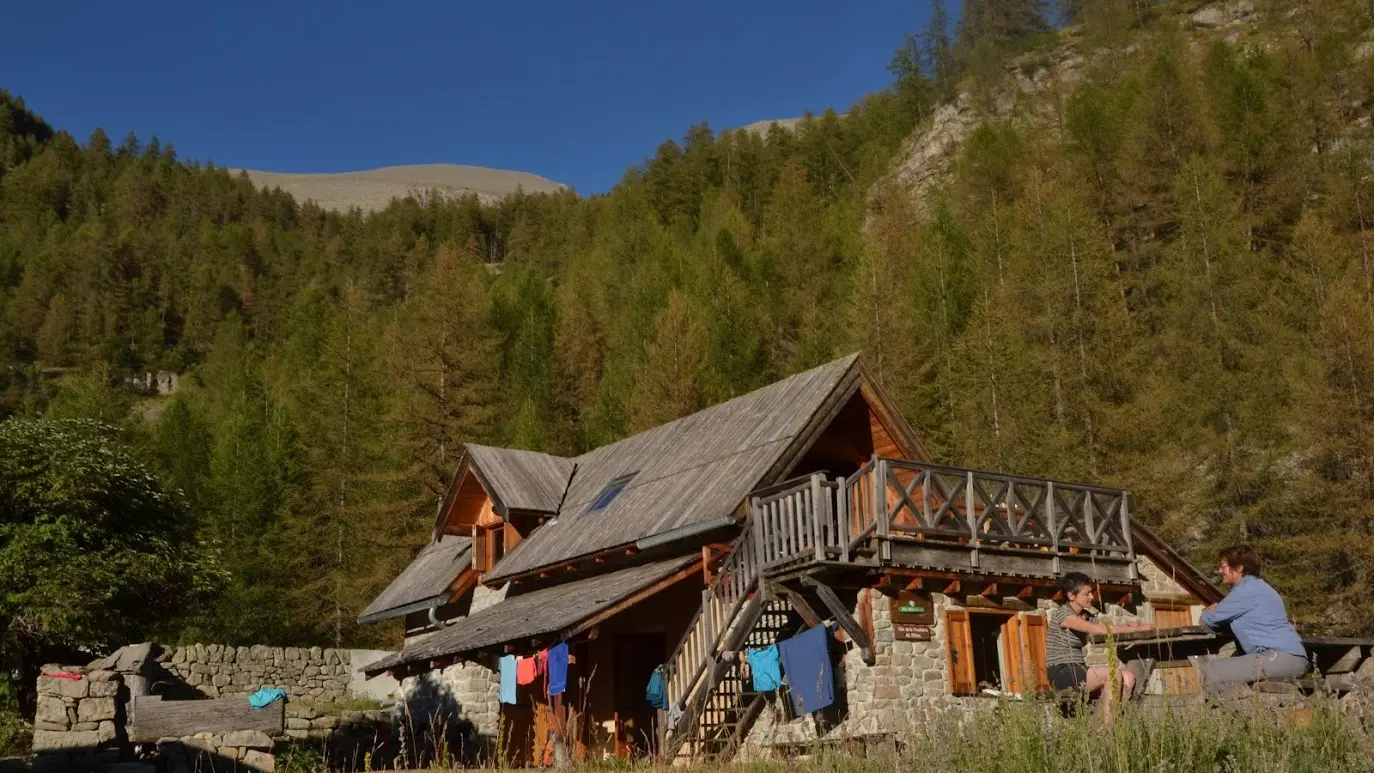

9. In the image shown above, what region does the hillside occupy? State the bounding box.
[2,0,1373,653]
[233,163,566,213]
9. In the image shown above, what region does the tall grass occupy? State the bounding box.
[744,697,1374,773]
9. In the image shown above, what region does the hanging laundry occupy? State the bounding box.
[746,645,782,692]
[547,642,569,696]
[516,655,537,686]
[499,655,518,705]
[777,625,833,715]
[645,665,667,709]
[248,688,286,709]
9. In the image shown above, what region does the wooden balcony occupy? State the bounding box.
[747,457,1139,585]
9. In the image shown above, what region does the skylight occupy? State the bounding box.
[586,472,637,514]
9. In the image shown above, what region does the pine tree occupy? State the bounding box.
[628,290,710,432]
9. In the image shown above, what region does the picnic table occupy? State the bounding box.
[1085,626,1374,697]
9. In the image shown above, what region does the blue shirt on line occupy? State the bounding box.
[1199,575,1306,659]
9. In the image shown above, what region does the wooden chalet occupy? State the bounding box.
[361,353,1228,763]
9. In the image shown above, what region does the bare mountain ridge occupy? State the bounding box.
[232,163,566,213]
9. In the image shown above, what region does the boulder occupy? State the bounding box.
[221,730,274,749]
[90,643,160,674]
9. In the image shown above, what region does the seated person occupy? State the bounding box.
[1047,572,1154,720]
[1196,544,1307,695]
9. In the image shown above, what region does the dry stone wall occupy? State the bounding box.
[32,665,124,769]
[157,644,353,703]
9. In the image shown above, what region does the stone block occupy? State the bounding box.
[38,676,88,699]
[874,685,900,699]
[172,648,187,665]
[33,729,101,750]
[212,674,230,688]
[285,647,301,661]
[89,681,120,699]
[286,718,311,730]
[34,720,67,732]
[87,669,117,683]
[221,746,245,760]
[77,697,116,722]
[221,730,274,749]
[911,655,936,669]
[36,696,69,726]
[97,721,117,743]
[72,722,98,731]
[243,750,276,771]
[285,729,310,739]
[309,646,322,660]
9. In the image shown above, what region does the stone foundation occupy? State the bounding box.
[32,666,124,771]
[739,557,1181,756]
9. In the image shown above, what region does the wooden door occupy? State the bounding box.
[1153,604,1200,693]
[945,609,976,695]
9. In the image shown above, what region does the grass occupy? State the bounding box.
[384,695,1374,773]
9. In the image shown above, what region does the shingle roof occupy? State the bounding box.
[357,535,472,625]
[465,445,575,513]
[482,353,861,583]
[362,555,697,675]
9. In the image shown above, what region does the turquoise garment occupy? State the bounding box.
[645,666,667,709]
[248,688,286,709]
[747,645,782,691]
[499,655,518,704]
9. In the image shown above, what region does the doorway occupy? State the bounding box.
[613,632,666,759]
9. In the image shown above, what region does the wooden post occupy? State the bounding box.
[1046,482,1059,574]
[753,498,767,566]
[921,468,932,529]
[875,458,890,562]
[811,474,825,562]
[836,475,851,563]
[1121,492,1137,579]
[966,470,980,569]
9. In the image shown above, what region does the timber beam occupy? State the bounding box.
[804,577,875,665]
[769,581,823,628]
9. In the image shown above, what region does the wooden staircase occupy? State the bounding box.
[657,459,1140,761]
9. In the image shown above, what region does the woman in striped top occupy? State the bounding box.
[1048,572,1153,722]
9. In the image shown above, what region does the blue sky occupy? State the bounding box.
[4,1,932,194]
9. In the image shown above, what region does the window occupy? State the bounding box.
[473,524,504,574]
[586,472,637,514]
[946,609,1049,696]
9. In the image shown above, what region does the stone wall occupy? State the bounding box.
[32,666,124,770]
[396,661,500,740]
[740,557,1183,756]
[156,645,354,703]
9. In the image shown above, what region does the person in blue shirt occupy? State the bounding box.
[1196,544,1308,694]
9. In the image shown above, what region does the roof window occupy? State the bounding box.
[586,472,637,514]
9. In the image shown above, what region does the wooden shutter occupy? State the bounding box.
[1000,615,1025,694]
[945,608,976,696]
[1021,614,1051,694]
[472,525,489,572]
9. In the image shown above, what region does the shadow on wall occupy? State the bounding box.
[391,675,489,768]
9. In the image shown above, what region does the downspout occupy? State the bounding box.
[633,515,739,551]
